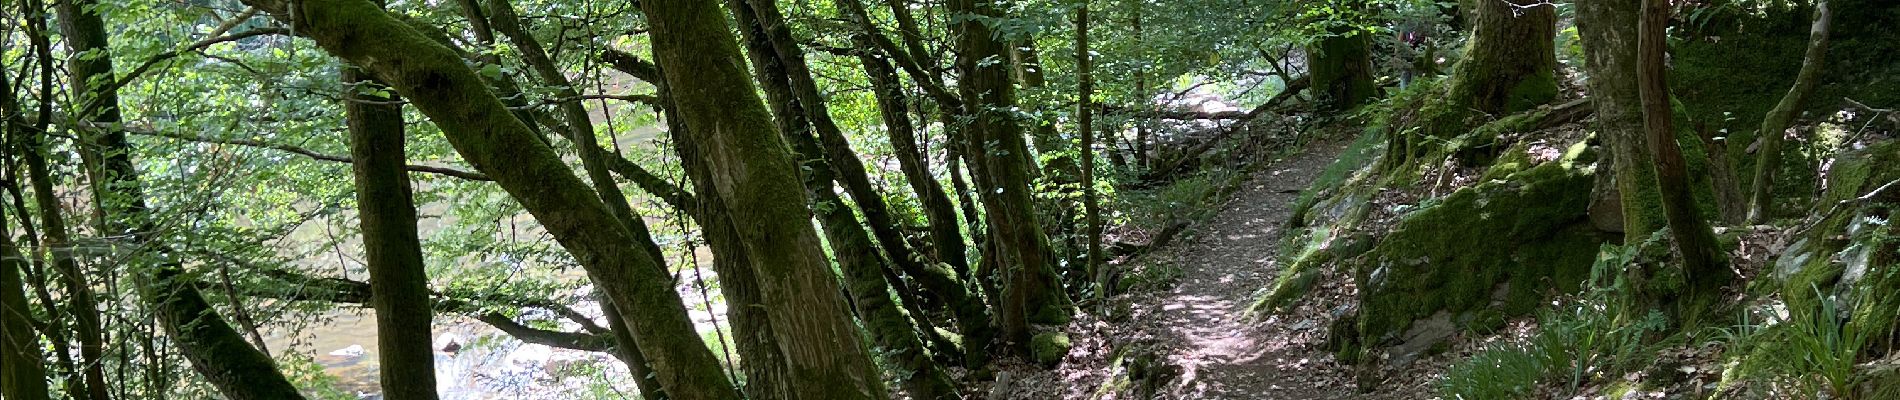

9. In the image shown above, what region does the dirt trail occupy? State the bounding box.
[1139,140,1367,399]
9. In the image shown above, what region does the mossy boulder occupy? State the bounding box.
[1030,332,1073,366]
[1773,140,1900,346]
[1351,161,1610,355]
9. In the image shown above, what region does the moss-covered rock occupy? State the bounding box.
[1351,161,1610,352]
[1772,140,1900,346]
[1030,332,1073,366]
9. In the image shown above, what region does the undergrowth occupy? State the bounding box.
[1438,244,1667,399]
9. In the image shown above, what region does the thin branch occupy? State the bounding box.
[115,123,492,181]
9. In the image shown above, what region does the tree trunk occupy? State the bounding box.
[1745,0,1832,224]
[241,1,743,398]
[645,0,887,398]
[1445,0,1558,116]
[481,5,672,394]
[950,0,1076,353]
[1011,42,1086,280]
[1638,0,1733,326]
[2,208,51,400]
[4,10,111,396]
[1077,3,1106,303]
[859,45,971,278]
[747,0,998,369]
[1577,0,1666,243]
[343,64,440,400]
[55,1,307,397]
[1309,25,1376,111]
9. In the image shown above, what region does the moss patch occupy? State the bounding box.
[1031,332,1073,366]
[1353,162,1608,347]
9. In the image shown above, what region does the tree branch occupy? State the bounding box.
[117,124,493,181]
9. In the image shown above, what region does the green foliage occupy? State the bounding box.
[1438,244,1668,399]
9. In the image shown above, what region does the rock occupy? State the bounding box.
[435,333,464,354]
[1030,332,1073,366]
[329,344,367,358]
[1388,311,1456,367]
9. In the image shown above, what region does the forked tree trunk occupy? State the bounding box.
[950,0,1076,353]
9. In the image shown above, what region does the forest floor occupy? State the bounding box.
[1003,138,1430,399]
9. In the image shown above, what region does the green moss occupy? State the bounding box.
[1503,69,1560,114]
[1354,162,1607,344]
[1030,332,1073,366]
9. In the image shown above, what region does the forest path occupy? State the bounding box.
[1139,139,1365,399]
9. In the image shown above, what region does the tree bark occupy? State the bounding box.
[1309,25,1376,111]
[2,208,51,400]
[1638,0,1733,326]
[239,1,743,398]
[1078,3,1106,303]
[3,11,111,396]
[859,45,971,278]
[950,0,1076,353]
[1577,0,1666,243]
[747,0,997,369]
[645,0,887,398]
[343,63,440,400]
[1445,0,1558,116]
[1745,0,1832,224]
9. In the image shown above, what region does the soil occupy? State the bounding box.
[997,139,1423,399]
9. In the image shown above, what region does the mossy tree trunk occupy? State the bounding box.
[1578,0,1666,243]
[741,23,958,393]
[1309,25,1376,112]
[342,66,440,400]
[1745,0,1832,224]
[1443,0,1558,116]
[644,0,888,398]
[480,6,672,395]
[240,1,743,397]
[56,1,307,397]
[951,0,1076,353]
[1638,0,1734,327]
[859,41,972,278]
[2,209,51,400]
[1012,43,1086,273]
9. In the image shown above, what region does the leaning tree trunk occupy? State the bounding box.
[750,0,997,368]
[240,1,744,398]
[343,55,440,400]
[55,1,308,397]
[2,208,52,400]
[859,45,971,277]
[481,5,673,395]
[1638,0,1733,327]
[1443,0,1558,116]
[1309,24,1376,111]
[1577,0,1666,243]
[950,0,1076,353]
[1745,0,1833,224]
[645,0,888,398]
